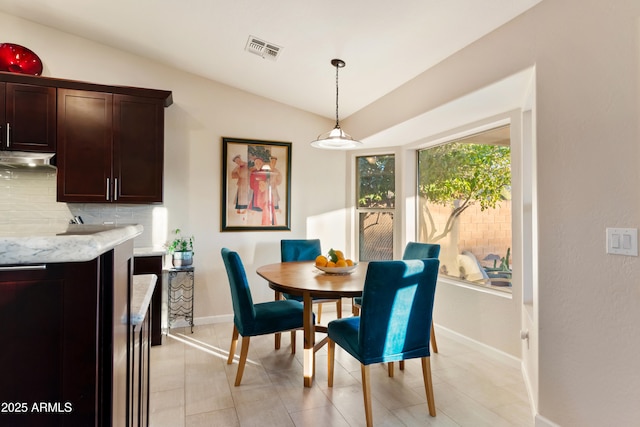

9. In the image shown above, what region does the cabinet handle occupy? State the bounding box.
[114,178,118,201]
[5,123,9,148]
[0,265,47,271]
[106,178,110,201]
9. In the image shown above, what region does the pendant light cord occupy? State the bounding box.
[310,58,361,148]
[335,62,340,128]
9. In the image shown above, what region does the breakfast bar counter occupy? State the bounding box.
[0,223,145,427]
[0,223,143,265]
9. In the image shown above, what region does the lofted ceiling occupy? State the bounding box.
[0,0,540,120]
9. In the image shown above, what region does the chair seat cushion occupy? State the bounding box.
[328,315,432,365]
[328,317,365,363]
[238,300,305,336]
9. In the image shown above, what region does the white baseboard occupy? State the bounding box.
[434,324,521,369]
[167,314,233,329]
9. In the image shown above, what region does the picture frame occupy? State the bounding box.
[221,137,292,231]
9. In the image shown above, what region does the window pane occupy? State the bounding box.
[357,155,395,208]
[359,212,394,261]
[417,126,512,289]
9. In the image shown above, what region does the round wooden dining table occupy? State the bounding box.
[256,260,368,387]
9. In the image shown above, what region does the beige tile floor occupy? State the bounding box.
[150,312,534,427]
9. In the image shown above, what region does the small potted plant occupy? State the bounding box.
[166,228,194,267]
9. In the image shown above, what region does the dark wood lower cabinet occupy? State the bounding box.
[0,240,148,427]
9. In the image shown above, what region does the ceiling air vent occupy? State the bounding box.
[245,35,282,61]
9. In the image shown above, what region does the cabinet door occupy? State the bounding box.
[3,83,56,152]
[57,89,114,202]
[0,267,64,411]
[114,95,164,203]
[0,262,101,427]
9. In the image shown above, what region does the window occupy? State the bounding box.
[356,154,395,261]
[417,126,512,290]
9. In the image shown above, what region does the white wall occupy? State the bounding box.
[0,12,347,321]
[344,0,640,425]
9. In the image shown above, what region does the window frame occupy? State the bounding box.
[401,114,520,299]
[351,149,400,262]
[415,126,513,294]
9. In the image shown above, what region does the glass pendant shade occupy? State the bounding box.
[311,59,362,150]
[311,125,362,149]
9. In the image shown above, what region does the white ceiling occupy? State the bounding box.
[0,0,540,120]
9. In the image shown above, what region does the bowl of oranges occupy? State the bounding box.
[315,248,357,274]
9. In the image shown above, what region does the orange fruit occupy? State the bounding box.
[335,259,347,267]
[326,261,336,268]
[315,255,328,267]
[334,250,345,260]
[345,259,354,266]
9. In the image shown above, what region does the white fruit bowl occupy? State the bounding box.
[315,264,358,274]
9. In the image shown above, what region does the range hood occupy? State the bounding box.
[0,151,56,168]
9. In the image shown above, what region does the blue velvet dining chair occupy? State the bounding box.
[352,241,441,375]
[221,248,307,386]
[352,242,440,315]
[328,259,439,426]
[280,239,342,324]
[401,242,440,354]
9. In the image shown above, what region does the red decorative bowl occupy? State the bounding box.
[0,43,43,76]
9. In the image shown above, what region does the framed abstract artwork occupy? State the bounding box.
[221,137,292,231]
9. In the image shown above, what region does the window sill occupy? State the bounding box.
[438,275,513,299]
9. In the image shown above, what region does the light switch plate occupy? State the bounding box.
[606,228,638,256]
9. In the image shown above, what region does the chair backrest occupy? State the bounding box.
[358,259,439,361]
[402,242,440,260]
[281,239,322,262]
[221,248,256,334]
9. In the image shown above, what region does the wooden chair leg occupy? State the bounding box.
[388,360,405,376]
[234,336,251,386]
[430,321,438,353]
[275,332,282,349]
[352,302,360,316]
[327,338,335,387]
[275,291,282,349]
[336,299,342,318]
[290,330,296,354]
[227,325,239,365]
[317,303,323,324]
[361,364,373,427]
[421,357,436,416]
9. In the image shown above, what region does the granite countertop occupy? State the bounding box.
[134,246,167,257]
[130,274,157,326]
[0,224,144,265]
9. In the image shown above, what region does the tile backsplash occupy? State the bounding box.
[0,165,164,248]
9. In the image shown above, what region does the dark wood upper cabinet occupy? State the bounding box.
[114,94,164,203]
[57,89,114,202]
[0,71,171,204]
[57,90,165,203]
[0,82,57,152]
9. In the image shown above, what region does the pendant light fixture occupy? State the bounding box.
[311,59,362,149]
